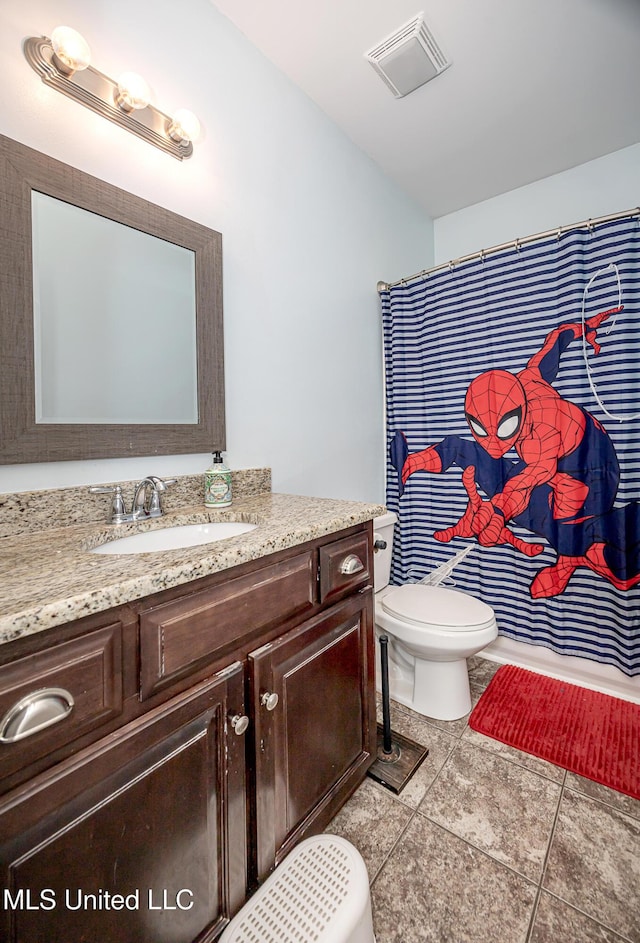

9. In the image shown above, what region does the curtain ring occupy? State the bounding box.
[557,228,562,241]
[514,238,521,253]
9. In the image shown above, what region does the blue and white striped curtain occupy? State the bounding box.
[381,215,640,676]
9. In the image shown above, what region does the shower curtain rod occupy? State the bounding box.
[377,206,640,292]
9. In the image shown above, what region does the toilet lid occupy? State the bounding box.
[381,583,495,629]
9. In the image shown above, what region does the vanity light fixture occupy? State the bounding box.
[24,27,200,160]
[115,72,152,112]
[167,109,201,144]
[50,26,91,75]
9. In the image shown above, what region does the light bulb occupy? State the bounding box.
[167,109,201,144]
[50,26,91,75]
[115,72,151,112]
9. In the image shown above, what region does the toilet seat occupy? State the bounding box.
[381,584,495,631]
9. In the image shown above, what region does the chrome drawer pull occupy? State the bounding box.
[0,688,75,743]
[339,554,365,576]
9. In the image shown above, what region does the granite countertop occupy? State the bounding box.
[0,491,385,646]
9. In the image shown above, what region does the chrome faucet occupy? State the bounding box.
[90,476,177,524]
[132,476,176,518]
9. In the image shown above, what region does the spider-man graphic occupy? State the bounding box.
[390,307,640,598]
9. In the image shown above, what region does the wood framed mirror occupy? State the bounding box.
[0,134,225,464]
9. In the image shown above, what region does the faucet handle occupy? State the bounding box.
[89,485,126,523]
[150,476,177,490]
[147,477,177,516]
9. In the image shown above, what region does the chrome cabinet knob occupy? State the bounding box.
[230,714,249,735]
[339,554,365,576]
[260,692,279,711]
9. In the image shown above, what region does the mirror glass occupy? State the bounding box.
[0,134,225,464]
[32,192,198,424]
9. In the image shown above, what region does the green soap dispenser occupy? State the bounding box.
[204,451,232,508]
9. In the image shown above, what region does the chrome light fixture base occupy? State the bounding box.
[24,36,193,160]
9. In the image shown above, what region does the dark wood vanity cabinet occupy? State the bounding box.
[0,666,247,943]
[0,523,376,942]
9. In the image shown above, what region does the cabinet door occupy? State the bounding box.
[0,665,247,943]
[250,593,376,881]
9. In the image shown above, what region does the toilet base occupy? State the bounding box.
[413,656,472,720]
[380,649,472,721]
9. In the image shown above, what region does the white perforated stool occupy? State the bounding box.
[219,834,376,943]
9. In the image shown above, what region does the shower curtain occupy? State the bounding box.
[381,215,640,676]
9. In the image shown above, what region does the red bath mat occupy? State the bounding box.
[469,665,640,800]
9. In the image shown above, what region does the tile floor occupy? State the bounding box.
[325,657,640,943]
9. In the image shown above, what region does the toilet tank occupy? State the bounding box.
[373,511,396,591]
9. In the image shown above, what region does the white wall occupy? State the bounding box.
[434,143,640,264]
[0,0,434,501]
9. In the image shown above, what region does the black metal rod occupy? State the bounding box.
[379,635,393,754]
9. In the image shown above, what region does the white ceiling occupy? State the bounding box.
[210,0,640,218]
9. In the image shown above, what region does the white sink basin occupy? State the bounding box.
[91,521,258,555]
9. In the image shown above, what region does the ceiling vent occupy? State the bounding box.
[365,14,451,98]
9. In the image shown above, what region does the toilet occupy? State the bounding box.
[374,511,498,721]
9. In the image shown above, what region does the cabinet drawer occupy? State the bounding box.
[318,531,371,604]
[0,622,123,786]
[139,551,316,700]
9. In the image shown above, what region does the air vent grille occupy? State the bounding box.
[367,15,424,59]
[365,13,451,98]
